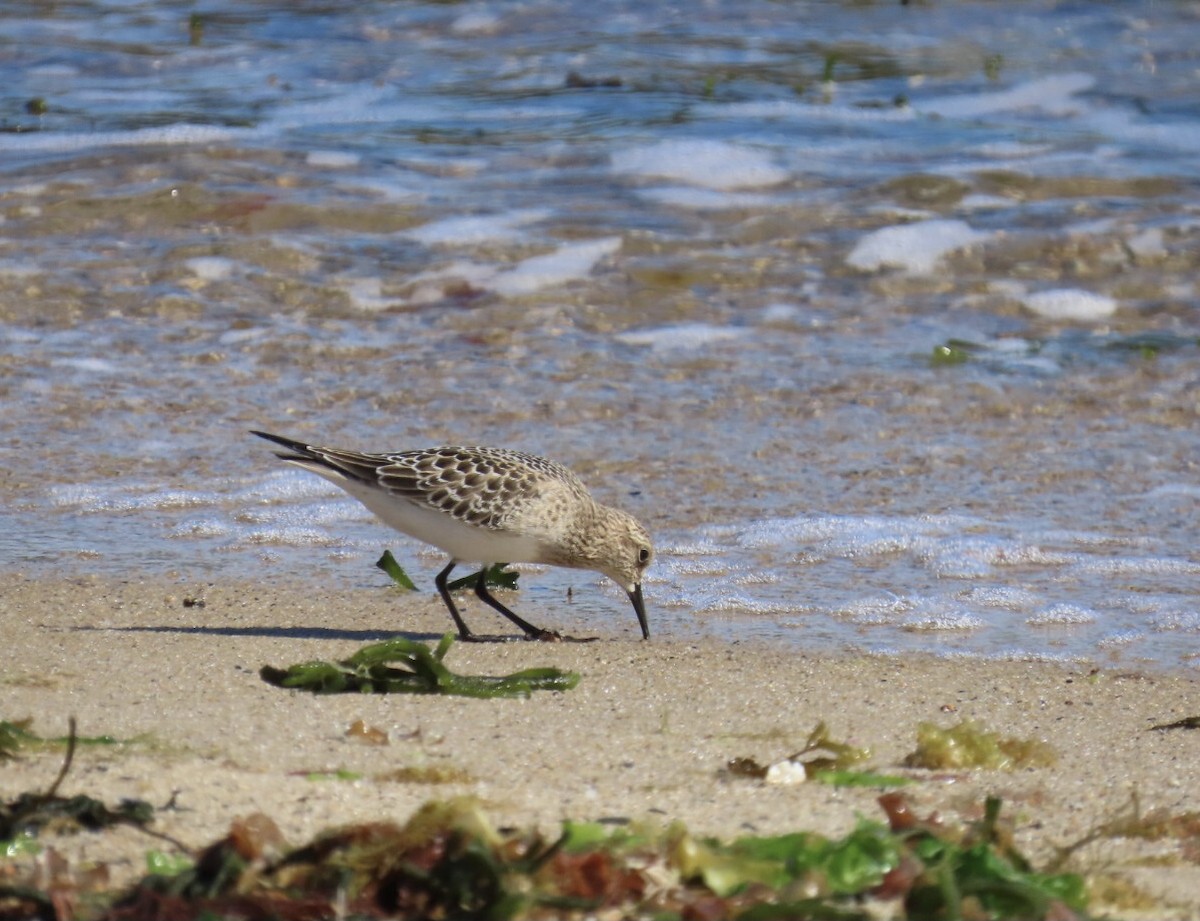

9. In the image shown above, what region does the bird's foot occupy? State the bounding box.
[458,632,517,644]
[524,628,564,643]
[526,630,600,644]
[460,629,597,643]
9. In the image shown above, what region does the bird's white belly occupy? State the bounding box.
[342,478,544,564]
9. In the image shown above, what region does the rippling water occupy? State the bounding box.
[2,1,1198,668]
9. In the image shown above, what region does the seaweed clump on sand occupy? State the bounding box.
[9,793,1086,921]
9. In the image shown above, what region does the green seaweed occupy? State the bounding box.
[795,720,872,774]
[674,822,901,898]
[187,12,204,45]
[1,719,157,848]
[145,849,194,877]
[260,635,579,697]
[813,769,912,788]
[0,718,122,761]
[0,718,38,761]
[447,562,521,592]
[377,764,473,785]
[302,769,363,782]
[1105,331,1200,359]
[931,342,972,366]
[0,792,1092,920]
[2,831,40,858]
[904,719,1056,770]
[375,553,520,593]
[559,794,1083,917]
[929,337,991,367]
[376,549,418,590]
[821,53,839,84]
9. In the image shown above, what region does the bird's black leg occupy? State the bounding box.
[435,561,475,640]
[474,572,559,641]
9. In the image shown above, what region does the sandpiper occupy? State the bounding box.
[252,431,653,641]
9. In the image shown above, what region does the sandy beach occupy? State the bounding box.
[2,572,1198,918]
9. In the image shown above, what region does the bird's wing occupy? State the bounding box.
[376,447,573,530]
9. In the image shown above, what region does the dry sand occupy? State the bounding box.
[2,572,1199,917]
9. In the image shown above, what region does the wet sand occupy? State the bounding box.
[2,573,1198,917]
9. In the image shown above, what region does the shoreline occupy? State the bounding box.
[2,573,1198,917]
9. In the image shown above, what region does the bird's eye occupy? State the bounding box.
[638,547,651,564]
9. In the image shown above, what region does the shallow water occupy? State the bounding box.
[2,0,1198,669]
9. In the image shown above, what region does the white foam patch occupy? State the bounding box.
[0,326,40,345]
[50,484,219,513]
[1082,109,1200,155]
[971,141,1053,159]
[393,154,489,177]
[184,257,236,281]
[450,9,502,34]
[1149,609,1200,632]
[1027,603,1097,626]
[761,303,802,323]
[635,187,777,210]
[835,594,910,623]
[1098,631,1143,648]
[306,150,361,168]
[241,500,371,527]
[735,514,887,550]
[1142,483,1200,500]
[901,613,985,632]
[341,277,399,311]
[50,357,121,374]
[915,537,1024,579]
[0,261,41,278]
[0,123,240,153]
[730,570,779,586]
[218,326,268,346]
[266,86,435,131]
[659,558,736,577]
[1070,557,1200,576]
[611,139,789,190]
[1065,217,1118,238]
[958,194,1013,211]
[847,219,990,274]
[917,73,1095,119]
[736,514,982,558]
[705,99,915,124]
[918,537,1076,578]
[403,209,549,246]
[491,237,621,296]
[839,594,981,631]
[350,176,430,202]
[615,323,745,352]
[661,539,726,556]
[1032,528,1135,548]
[689,588,794,616]
[28,64,79,79]
[403,260,498,305]
[994,649,1088,665]
[242,527,344,547]
[1125,227,1166,259]
[234,471,341,503]
[957,586,1040,609]
[1022,288,1118,321]
[169,518,232,538]
[731,514,1079,579]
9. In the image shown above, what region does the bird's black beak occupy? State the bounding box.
[628,583,649,639]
